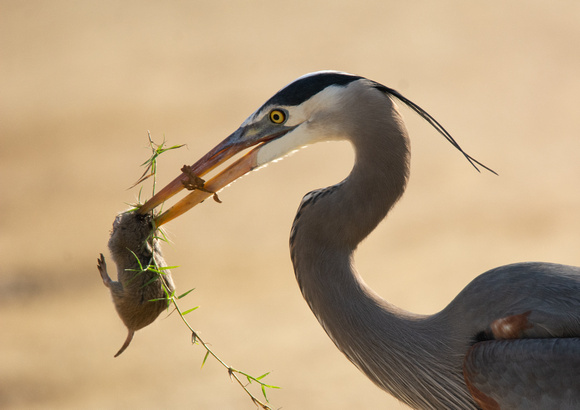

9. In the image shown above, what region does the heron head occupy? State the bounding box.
[137,70,494,225]
[139,71,368,225]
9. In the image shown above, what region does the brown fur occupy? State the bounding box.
[97,211,175,357]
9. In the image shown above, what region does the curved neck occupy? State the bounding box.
[289,97,476,409]
[291,95,410,286]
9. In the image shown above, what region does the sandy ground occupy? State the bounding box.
[2,1,580,409]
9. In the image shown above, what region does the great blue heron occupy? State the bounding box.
[138,71,580,409]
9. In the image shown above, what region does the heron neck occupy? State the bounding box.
[290,98,417,360]
[289,101,474,408]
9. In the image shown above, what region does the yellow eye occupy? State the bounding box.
[269,109,286,124]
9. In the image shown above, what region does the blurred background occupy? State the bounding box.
[2,1,579,408]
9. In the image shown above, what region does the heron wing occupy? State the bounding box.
[463,338,580,410]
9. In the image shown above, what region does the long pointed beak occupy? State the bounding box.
[137,126,289,226]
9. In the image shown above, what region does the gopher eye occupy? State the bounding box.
[269,109,286,124]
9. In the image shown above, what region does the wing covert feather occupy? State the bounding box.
[464,338,580,409]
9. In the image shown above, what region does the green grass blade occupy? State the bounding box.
[256,372,270,381]
[261,385,268,401]
[201,351,210,368]
[156,265,179,271]
[177,288,195,299]
[181,306,199,315]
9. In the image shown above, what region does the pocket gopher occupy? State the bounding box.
[98,211,175,357]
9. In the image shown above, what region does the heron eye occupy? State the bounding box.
[269,109,286,124]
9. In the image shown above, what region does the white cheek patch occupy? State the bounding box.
[256,122,343,167]
[256,126,313,166]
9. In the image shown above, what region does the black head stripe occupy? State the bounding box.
[265,72,362,107]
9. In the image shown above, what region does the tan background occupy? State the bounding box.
[2,1,579,409]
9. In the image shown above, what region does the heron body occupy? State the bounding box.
[140,71,580,409]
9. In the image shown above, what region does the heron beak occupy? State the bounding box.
[137,125,291,226]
